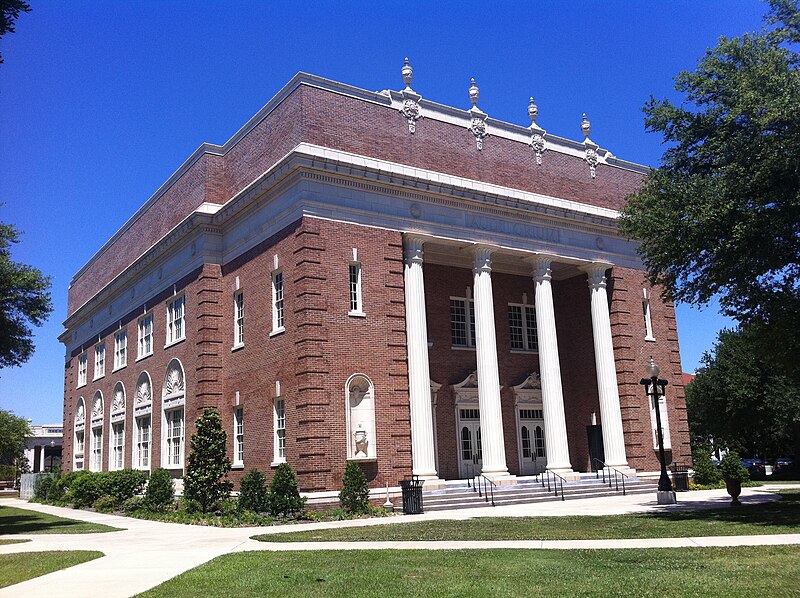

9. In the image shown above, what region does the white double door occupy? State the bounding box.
[458,408,482,478]
[518,408,546,475]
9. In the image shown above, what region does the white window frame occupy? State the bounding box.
[163,407,185,469]
[110,421,124,470]
[74,429,85,471]
[233,407,244,467]
[508,301,538,352]
[90,426,103,472]
[643,289,656,342]
[233,290,245,348]
[449,293,476,348]
[93,343,105,380]
[272,397,286,465]
[113,329,127,371]
[137,312,154,359]
[348,262,365,316]
[649,385,672,450]
[134,414,151,470]
[166,294,186,346]
[77,353,88,387]
[271,270,285,334]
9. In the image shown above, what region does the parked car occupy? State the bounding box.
[741,458,767,480]
[773,456,797,480]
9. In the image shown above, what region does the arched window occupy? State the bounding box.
[110,382,126,470]
[90,391,104,471]
[74,397,86,470]
[346,374,376,460]
[134,372,153,470]
[162,359,185,469]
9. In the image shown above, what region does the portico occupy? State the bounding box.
[403,235,631,483]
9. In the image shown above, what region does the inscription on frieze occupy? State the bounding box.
[467,214,561,244]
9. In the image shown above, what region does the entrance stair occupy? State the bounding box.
[421,474,656,512]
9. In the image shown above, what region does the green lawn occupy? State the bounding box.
[138,546,800,597]
[0,551,104,588]
[0,539,28,545]
[0,505,121,534]
[255,491,800,542]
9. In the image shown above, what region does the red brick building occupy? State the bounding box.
[59,63,690,495]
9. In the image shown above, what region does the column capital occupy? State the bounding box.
[581,261,613,289]
[471,245,493,274]
[527,253,557,282]
[403,235,425,265]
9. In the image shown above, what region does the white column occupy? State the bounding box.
[530,256,573,474]
[471,247,509,477]
[39,445,46,472]
[583,263,630,470]
[403,236,438,479]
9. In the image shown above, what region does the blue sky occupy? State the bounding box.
[1,1,765,424]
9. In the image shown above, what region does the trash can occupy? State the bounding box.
[671,462,689,492]
[400,476,424,514]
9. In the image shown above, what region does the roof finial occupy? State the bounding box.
[469,78,480,107]
[581,113,592,139]
[528,97,539,126]
[401,57,413,90]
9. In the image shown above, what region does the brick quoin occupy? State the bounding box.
[60,72,690,496]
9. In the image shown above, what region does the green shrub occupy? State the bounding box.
[145,468,175,511]
[33,474,56,500]
[239,469,269,513]
[121,496,145,513]
[269,463,306,517]
[70,472,104,507]
[183,408,232,513]
[100,469,147,503]
[691,446,721,486]
[93,495,117,513]
[0,464,15,481]
[720,451,750,483]
[339,461,369,514]
[50,470,85,502]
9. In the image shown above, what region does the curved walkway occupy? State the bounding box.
[1,485,799,598]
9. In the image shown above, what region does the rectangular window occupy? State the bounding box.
[349,263,363,314]
[234,407,244,466]
[273,398,286,463]
[114,330,127,370]
[649,387,672,450]
[643,290,656,341]
[135,415,151,469]
[94,343,105,379]
[74,430,85,470]
[166,295,186,345]
[111,422,124,470]
[77,353,88,387]
[508,303,538,352]
[138,313,153,358]
[272,271,284,332]
[234,291,244,347]
[91,427,103,472]
[165,408,184,467]
[450,297,476,347]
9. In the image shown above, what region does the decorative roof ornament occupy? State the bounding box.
[582,113,599,179]
[399,57,422,134]
[468,78,488,150]
[528,97,547,166]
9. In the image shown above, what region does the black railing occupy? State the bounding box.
[593,458,629,496]
[469,473,497,506]
[538,469,567,501]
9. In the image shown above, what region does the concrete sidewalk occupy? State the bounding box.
[1,485,799,597]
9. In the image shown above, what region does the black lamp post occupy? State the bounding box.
[640,357,674,496]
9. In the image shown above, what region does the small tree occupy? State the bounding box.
[269,463,305,517]
[339,461,369,514]
[691,446,721,486]
[238,469,269,513]
[720,451,750,483]
[183,408,232,513]
[145,468,175,512]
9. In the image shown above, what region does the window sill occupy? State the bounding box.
[136,352,153,363]
[645,336,656,343]
[269,327,286,338]
[112,365,127,373]
[77,383,87,389]
[346,456,377,462]
[133,466,150,471]
[510,349,538,355]
[270,459,286,467]
[451,345,477,352]
[232,463,244,470]
[92,375,105,382]
[164,337,186,350]
[162,464,184,471]
[348,311,366,318]
[231,343,245,353]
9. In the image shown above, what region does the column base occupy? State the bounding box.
[603,466,637,477]
[657,490,677,505]
[481,471,517,486]
[546,467,581,481]
[418,477,447,490]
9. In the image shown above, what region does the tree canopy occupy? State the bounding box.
[620,0,800,357]
[0,0,30,64]
[686,325,800,458]
[0,221,52,368]
[0,409,30,467]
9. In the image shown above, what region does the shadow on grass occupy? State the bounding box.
[644,491,800,529]
[0,513,97,535]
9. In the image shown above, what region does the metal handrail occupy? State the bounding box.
[538,469,567,501]
[592,458,629,496]
[470,473,497,506]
